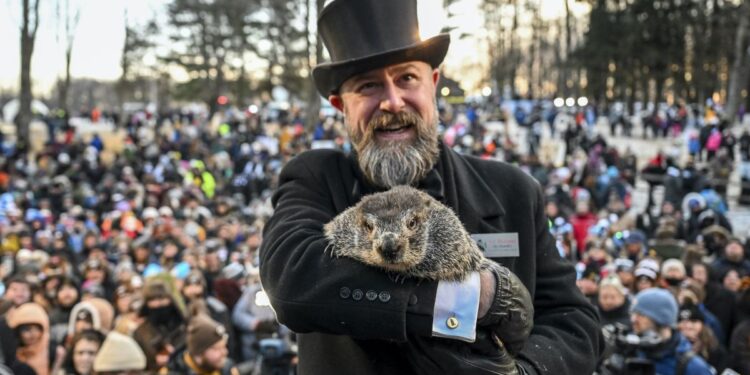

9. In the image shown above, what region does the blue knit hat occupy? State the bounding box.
[631,288,678,328]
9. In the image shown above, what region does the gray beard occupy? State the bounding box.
[350,111,440,189]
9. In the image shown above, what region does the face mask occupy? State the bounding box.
[148,305,175,326]
[664,277,683,287]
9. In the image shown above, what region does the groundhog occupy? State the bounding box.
[324,185,488,281]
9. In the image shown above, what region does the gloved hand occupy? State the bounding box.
[405,329,521,375]
[478,261,534,355]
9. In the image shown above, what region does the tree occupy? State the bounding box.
[726,0,750,124]
[15,0,41,153]
[56,0,81,116]
[118,11,158,124]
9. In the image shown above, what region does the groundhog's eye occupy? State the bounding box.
[362,220,374,233]
[407,217,419,230]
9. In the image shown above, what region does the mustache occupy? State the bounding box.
[368,111,423,131]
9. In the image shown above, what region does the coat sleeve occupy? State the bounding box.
[259,153,437,342]
[516,184,604,375]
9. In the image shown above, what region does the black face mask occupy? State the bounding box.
[664,277,683,287]
[148,304,177,326]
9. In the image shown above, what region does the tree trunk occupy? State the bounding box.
[304,0,324,132]
[15,0,40,154]
[563,0,572,97]
[726,0,750,125]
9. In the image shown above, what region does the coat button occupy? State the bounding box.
[446,316,459,329]
[352,289,363,301]
[408,294,418,305]
[379,291,391,303]
[366,290,378,301]
[339,287,351,299]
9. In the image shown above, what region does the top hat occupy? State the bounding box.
[312,0,450,97]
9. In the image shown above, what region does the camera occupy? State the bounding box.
[599,324,663,375]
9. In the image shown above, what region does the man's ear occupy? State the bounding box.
[329,95,344,112]
[432,69,440,89]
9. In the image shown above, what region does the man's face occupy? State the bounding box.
[631,312,656,334]
[57,284,79,307]
[6,282,31,306]
[199,339,228,370]
[329,61,441,188]
[598,286,625,311]
[725,242,744,262]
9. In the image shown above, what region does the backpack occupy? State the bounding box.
[706,130,722,151]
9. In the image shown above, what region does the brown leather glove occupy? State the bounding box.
[478,261,534,356]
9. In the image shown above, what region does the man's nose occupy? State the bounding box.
[379,82,405,113]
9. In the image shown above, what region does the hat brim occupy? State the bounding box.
[312,33,450,97]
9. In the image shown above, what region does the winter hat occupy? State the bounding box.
[599,275,626,296]
[631,288,678,328]
[678,302,705,322]
[187,314,228,356]
[625,230,646,245]
[634,258,660,280]
[661,259,686,277]
[93,331,146,372]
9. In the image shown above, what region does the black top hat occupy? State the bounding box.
[312,0,450,97]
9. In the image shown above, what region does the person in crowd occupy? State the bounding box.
[634,258,660,293]
[629,288,714,374]
[711,238,750,280]
[181,270,235,358]
[0,276,33,315]
[58,329,105,375]
[596,275,631,329]
[92,331,146,375]
[167,314,239,375]
[132,277,186,372]
[688,261,737,342]
[677,302,728,372]
[232,279,281,362]
[6,302,60,375]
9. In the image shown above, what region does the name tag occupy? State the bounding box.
[471,233,519,258]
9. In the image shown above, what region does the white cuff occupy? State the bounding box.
[431,271,480,342]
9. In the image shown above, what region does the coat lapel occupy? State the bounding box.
[436,144,506,234]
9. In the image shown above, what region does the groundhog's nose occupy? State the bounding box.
[378,233,402,261]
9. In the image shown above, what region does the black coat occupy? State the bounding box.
[260,144,603,375]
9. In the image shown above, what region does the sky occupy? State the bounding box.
[0,0,589,96]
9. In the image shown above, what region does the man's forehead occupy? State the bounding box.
[343,61,431,86]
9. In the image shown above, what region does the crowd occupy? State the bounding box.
[0,96,747,374]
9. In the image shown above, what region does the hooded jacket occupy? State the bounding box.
[7,303,51,375]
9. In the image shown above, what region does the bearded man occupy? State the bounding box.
[259,0,602,373]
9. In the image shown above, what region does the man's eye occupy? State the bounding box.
[402,74,417,82]
[358,82,379,92]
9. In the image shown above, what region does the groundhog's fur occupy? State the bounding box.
[324,186,488,281]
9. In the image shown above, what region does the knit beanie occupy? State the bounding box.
[599,275,626,296]
[187,314,228,356]
[93,331,146,372]
[634,258,660,280]
[661,259,686,277]
[631,288,678,328]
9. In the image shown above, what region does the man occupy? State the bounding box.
[0,276,33,312]
[132,278,186,372]
[167,314,239,375]
[181,270,236,358]
[259,0,602,374]
[629,288,714,374]
[711,238,750,279]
